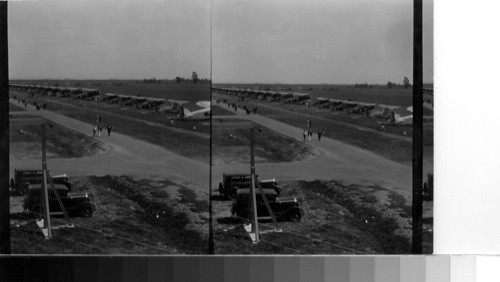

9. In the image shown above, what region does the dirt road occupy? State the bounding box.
[9,99,209,196]
[9,97,411,199]
[212,102,412,198]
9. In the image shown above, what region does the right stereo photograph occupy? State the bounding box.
[210,0,433,254]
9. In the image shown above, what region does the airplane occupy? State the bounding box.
[179,101,211,120]
[392,112,413,125]
[385,106,413,125]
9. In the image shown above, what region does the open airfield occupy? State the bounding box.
[8,82,210,254]
[7,81,433,254]
[211,85,433,254]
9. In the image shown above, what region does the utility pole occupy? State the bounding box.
[208,105,214,254]
[10,118,65,239]
[249,126,259,242]
[212,121,278,244]
[412,0,423,254]
[40,123,52,238]
[0,1,10,254]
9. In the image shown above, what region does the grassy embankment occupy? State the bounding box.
[9,114,108,160]
[9,103,26,112]
[11,176,208,254]
[212,114,320,164]
[213,180,432,254]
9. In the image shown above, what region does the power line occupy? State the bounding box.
[257,220,366,254]
[14,224,108,253]
[51,234,108,253]
[259,238,306,254]
[49,216,178,254]
[231,214,366,254]
[16,212,177,253]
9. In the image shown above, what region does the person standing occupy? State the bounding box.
[93,125,97,137]
[307,118,312,128]
[303,130,307,142]
[107,125,112,136]
[317,129,323,141]
[308,129,313,141]
[98,124,102,137]
[170,117,175,127]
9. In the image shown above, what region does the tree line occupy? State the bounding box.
[142,72,210,84]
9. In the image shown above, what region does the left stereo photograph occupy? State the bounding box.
[6,0,211,254]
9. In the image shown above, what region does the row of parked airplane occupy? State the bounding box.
[9,83,211,120]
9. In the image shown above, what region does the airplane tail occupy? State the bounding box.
[393,113,413,124]
[394,113,404,123]
[180,106,191,118]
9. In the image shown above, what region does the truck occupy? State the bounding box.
[231,188,302,222]
[23,184,93,218]
[10,168,73,195]
[218,173,282,199]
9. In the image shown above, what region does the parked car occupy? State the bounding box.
[231,188,301,222]
[259,178,282,195]
[219,173,282,199]
[10,168,73,195]
[219,174,253,199]
[23,184,93,217]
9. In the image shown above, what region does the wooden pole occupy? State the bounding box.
[41,123,52,238]
[250,127,259,242]
[208,106,214,255]
[412,0,423,254]
[0,1,10,254]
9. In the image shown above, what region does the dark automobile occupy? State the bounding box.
[259,178,282,195]
[10,168,73,195]
[23,184,93,217]
[219,173,281,199]
[231,188,301,222]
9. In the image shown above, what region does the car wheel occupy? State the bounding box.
[19,182,30,196]
[237,209,249,221]
[65,182,73,191]
[289,210,301,222]
[228,189,237,199]
[80,206,93,217]
[31,204,43,219]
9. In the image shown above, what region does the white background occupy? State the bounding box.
[435,0,500,254]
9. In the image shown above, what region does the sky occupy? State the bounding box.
[213,0,433,84]
[8,0,211,80]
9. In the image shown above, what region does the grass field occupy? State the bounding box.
[10,175,208,254]
[10,91,210,163]
[13,80,211,103]
[214,92,433,167]
[9,114,108,160]
[212,180,432,254]
[215,83,433,107]
[9,104,26,112]
[212,122,320,164]
[96,82,210,103]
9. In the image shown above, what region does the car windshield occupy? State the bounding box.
[20,171,43,176]
[28,188,68,201]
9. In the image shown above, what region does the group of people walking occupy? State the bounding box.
[303,118,324,142]
[15,96,42,110]
[33,102,48,111]
[92,114,113,137]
